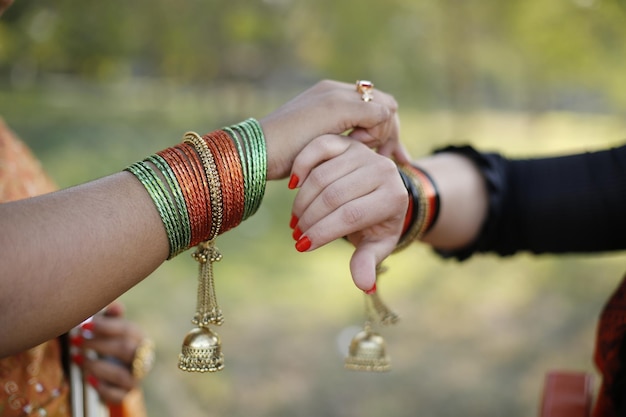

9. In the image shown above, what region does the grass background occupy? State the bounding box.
[3,81,626,416]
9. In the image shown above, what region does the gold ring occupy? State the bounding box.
[356,80,374,102]
[131,338,155,380]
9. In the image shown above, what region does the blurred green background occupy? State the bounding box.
[2,0,626,416]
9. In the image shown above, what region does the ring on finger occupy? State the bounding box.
[131,338,155,380]
[356,80,374,102]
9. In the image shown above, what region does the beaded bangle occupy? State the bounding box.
[183,131,224,241]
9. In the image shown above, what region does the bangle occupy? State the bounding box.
[125,118,267,258]
[411,165,440,234]
[394,164,440,252]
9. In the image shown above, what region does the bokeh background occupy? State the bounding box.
[3,0,626,415]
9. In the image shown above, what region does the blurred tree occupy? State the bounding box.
[1,0,626,113]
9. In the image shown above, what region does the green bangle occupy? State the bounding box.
[126,161,183,258]
[145,155,192,252]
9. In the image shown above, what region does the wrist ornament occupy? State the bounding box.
[125,118,267,259]
[394,164,440,253]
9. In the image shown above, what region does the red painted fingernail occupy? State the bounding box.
[80,321,95,332]
[71,354,84,366]
[295,236,311,252]
[288,174,299,189]
[292,226,303,241]
[87,375,99,388]
[365,283,377,295]
[70,335,83,347]
[289,214,298,229]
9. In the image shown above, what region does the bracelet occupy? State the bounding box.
[125,118,267,258]
[394,164,440,253]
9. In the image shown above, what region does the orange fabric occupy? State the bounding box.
[592,274,626,417]
[0,117,70,416]
[0,118,57,201]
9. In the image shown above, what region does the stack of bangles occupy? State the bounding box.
[395,164,440,252]
[125,118,267,258]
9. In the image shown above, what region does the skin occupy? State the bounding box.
[291,143,488,291]
[0,80,402,357]
[77,302,145,404]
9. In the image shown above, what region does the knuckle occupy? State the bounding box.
[320,184,343,209]
[339,204,364,227]
[308,169,329,190]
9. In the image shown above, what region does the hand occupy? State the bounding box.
[71,302,153,405]
[289,135,409,291]
[260,79,409,180]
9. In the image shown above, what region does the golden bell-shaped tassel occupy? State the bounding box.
[344,262,397,372]
[178,327,224,372]
[179,240,225,373]
[344,324,391,372]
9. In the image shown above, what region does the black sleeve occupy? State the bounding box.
[435,144,626,261]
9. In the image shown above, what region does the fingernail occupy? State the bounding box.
[86,375,99,388]
[71,354,84,366]
[365,283,377,294]
[292,226,303,241]
[80,321,95,332]
[289,214,298,229]
[295,236,311,252]
[288,174,299,189]
[70,335,83,347]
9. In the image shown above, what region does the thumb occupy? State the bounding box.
[348,239,396,291]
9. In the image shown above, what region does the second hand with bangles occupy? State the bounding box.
[133,80,440,373]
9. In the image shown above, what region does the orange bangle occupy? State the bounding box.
[177,143,212,243]
[407,165,439,234]
[213,130,245,229]
[157,147,204,245]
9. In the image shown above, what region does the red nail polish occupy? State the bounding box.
[80,321,95,332]
[289,214,298,229]
[86,375,99,388]
[70,335,83,347]
[288,174,299,189]
[365,283,377,294]
[72,354,84,366]
[295,236,311,252]
[292,226,303,241]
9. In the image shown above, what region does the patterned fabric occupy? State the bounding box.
[0,117,71,417]
[593,275,626,417]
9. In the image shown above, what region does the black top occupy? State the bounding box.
[435,144,626,261]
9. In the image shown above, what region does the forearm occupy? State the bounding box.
[416,144,626,259]
[0,172,168,356]
[413,152,489,251]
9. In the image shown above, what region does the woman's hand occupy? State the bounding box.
[260,80,409,180]
[289,135,409,291]
[71,302,154,405]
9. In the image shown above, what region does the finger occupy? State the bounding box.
[103,301,125,317]
[295,157,387,235]
[262,80,399,179]
[292,140,373,225]
[83,318,142,364]
[289,134,352,190]
[297,179,406,253]
[86,369,134,405]
[349,238,398,291]
[84,357,136,394]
